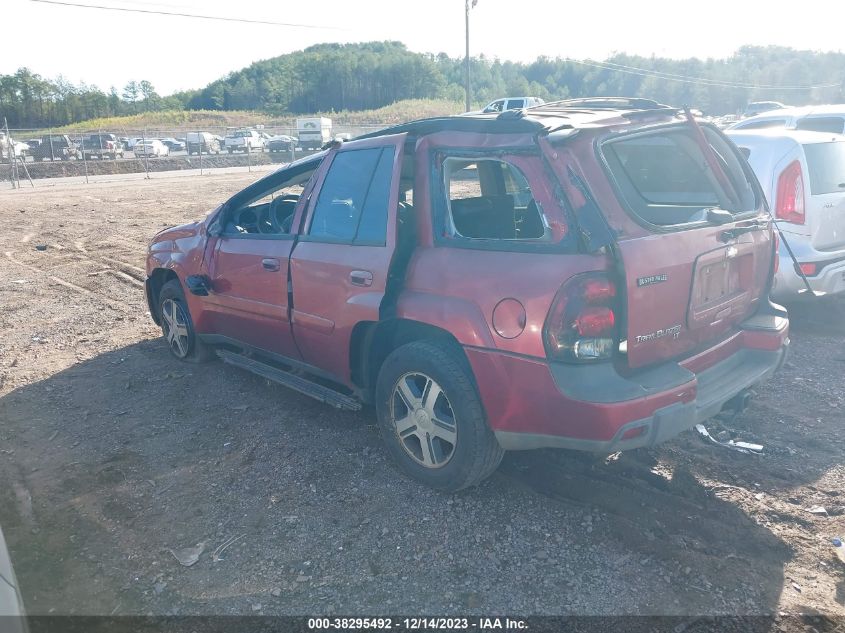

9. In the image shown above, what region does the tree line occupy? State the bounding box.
[0,70,190,129]
[3,41,844,128]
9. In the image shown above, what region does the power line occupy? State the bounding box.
[565,57,840,91]
[29,0,344,29]
[590,58,840,89]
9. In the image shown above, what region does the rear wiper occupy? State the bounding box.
[718,219,769,242]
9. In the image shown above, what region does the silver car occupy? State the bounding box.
[0,526,26,631]
[727,128,845,300]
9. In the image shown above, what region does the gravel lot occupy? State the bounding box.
[0,173,843,624]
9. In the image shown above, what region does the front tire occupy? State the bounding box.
[375,340,504,492]
[158,279,213,363]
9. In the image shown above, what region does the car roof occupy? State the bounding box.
[727,128,843,146]
[358,98,686,141]
[729,104,845,128]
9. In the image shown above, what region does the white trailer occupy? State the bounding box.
[296,117,332,150]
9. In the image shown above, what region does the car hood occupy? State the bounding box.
[150,220,204,246]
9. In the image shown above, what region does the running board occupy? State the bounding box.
[216,349,362,411]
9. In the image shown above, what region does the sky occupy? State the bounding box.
[5,0,845,95]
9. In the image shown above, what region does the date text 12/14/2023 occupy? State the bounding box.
[307,617,528,630]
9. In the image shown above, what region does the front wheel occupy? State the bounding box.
[158,279,213,363]
[375,340,504,492]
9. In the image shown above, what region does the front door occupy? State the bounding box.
[289,133,407,383]
[204,160,322,359]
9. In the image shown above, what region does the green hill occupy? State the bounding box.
[3,41,844,129]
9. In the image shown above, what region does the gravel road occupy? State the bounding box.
[0,173,843,625]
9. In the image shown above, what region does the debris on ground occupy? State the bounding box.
[694,424,764,454]
[169,542,206,567]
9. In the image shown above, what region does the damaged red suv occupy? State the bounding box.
[146,98,789,491]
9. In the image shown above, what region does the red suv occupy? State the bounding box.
[145,98,789,491]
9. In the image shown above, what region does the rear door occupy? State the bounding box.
[599,123,774,368]
[289,133,406,383]
[801,139,845,252]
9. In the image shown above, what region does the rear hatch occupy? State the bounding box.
[801,139,845,252]
[599,122,774,369]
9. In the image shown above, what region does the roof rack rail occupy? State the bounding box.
[538,97,675,111]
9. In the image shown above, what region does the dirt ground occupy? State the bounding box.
[0,173,843,625]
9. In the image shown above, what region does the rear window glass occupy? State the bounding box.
[309,147,395,244]
[803,142,845,195]
[796,117,845,134]
[602,126,757,227]
[735,119,788,130]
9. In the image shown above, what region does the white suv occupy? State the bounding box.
[480,97,545,113]
[727,129,845,300]
[728,104,845,134]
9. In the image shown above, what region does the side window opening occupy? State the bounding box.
[443,157,549,241]
[309,146,396,244]
[224,163,318,236]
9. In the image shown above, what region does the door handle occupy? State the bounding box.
[349,270,373,287]
[262,258,280,272]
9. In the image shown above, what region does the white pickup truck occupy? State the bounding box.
[223,129,265,153]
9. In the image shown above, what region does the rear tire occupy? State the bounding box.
[158,279,213,363]
[375,340,504,492]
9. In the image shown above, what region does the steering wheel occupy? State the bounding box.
[269,195,300,233]
[236,208,259,233]
[257,206,275,234]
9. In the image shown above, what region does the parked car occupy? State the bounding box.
[0,525,26,630]
[30,135,79,161]
[25,139,41,151]
[81,133,124,160]
[266,135,297,153]
[224,129,265,153]
[479,97,545,113]
[743,101,787,118]
[186,131,221,155]
[727,128,845,300]
[159,137,185,152]
[0,135,29,160]
[134,139,169,158]
[145,98,789,491]
[728,104,845,135]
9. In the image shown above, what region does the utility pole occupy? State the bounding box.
[465,0,477,112]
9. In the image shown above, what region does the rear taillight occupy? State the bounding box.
[775,160,805,224]
[544,273,619,362]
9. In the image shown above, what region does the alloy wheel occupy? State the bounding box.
[391,372,458,468]
[161,298,190,358]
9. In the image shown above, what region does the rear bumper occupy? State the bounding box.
[466,312,789,452]
[773,246,845,299]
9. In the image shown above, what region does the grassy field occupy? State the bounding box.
[54,99,466,133]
